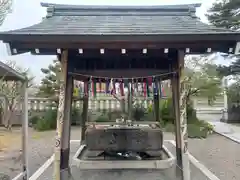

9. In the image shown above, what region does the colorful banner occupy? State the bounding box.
[160,82,167,98]
[96,82,106,93]
[73,88,79,97]
[71,79,169,98]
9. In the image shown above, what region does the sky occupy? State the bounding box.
[0,0,227,84]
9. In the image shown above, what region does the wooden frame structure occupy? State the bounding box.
[0,3,240,180]
[0,61,28,180]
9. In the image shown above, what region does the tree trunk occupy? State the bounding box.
[4,97,20,131]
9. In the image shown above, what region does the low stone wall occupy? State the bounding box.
[223,104,240,123]
[2,96,226,125]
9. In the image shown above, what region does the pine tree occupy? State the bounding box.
[207,0,240,30]
[207,0,240,76]
[38,59,61,98]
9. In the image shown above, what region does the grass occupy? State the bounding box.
[0,128,21,152]
[31,130,54,139]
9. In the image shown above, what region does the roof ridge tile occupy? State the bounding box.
[41,3,201,17]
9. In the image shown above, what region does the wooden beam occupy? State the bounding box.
[2,33,239,44]
[9,39,235,52]
[69,69,172,79]
[9,45,235,57]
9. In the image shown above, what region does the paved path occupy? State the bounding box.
[207,121,240,143]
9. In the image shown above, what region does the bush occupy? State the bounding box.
[34,117,52,131]
[159,98,198,124]
[187,124,208,138]
[72,107,81,125]
[33,109,57,131]
[29,115,40,127]
[160,98,175,124]
[95,113,109,122]
[140,98,213,138]
[32,106,83,131]
[132,104,146,121]
[44,109,57,129]
[187,102,198,123]
[162,120,213,138]
[143,112,155,121]
[107,110,126,121]
[147,103,153,113]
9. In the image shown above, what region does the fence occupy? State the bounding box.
[0,95,225,125]
[28,96,154,112]
[193,97,224,121]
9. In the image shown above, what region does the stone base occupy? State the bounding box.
[72,143,175,169]
[85,126,163,151]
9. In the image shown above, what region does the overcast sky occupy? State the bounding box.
[0,0,224,84]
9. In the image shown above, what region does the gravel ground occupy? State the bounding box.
[188,134,240,180]
[0,127,240,180]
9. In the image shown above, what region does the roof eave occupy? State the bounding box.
[1,33,240,43]
[0,61,27,81]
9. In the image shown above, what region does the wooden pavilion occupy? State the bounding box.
[0,2,240,180]
[0,61,28,179]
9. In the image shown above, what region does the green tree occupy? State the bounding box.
[216,56,240,77]
[38,59,61,98]
[185,55,222,104]
[206,0,240,30]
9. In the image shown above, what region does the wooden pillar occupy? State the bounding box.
[153,78,160,122]
[222,77,228,121]
[120,98,125,114]
[120,81,125,114]
[81,81,89,143]
[60,75,73,178]
[171,50,190,180]
[109,99,112,119]
[53,50,73,180]
[21,80,29,180]
[127,81,132,120]
[158,79,162,121]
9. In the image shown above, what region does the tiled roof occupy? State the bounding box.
[1,3,235,35]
